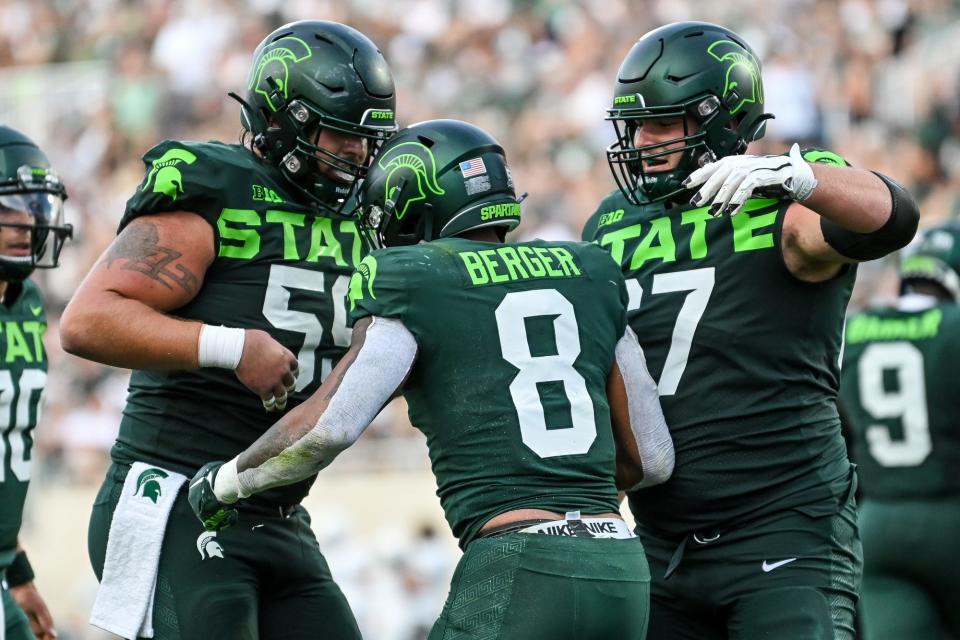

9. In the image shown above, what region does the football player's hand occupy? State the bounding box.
[10,580,57,639]
[189,462,239,531]
[685,143,817,217]
[235,329,299,411]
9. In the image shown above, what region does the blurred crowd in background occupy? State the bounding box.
[1,0,958,637]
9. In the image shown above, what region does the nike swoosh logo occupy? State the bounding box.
[762,558,798,572]
[30,305,43,316]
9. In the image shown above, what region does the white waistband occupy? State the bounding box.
[518,517,635,539]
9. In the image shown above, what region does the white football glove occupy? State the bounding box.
[684,143,818,217]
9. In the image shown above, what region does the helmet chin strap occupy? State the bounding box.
[229,92,267,152]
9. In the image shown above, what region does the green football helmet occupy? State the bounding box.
[239,20,397,214]
[606,21,773,205]
[358,119,521,247]
[900,222,960,301]
[0,125,72,282]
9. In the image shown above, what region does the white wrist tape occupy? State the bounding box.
[212,457,245,503]
[198,325,245,369]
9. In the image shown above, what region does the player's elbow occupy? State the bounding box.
[643,446,675,486]
[59,300,99,357]
[621,443,675,491]
[302,422,360,462]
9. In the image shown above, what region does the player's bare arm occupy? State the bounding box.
[686,144,919,282]
[60,211,212,367]
[189,316,416,530]
[607,361,642,489]
[781,160,917,280]
[60,211,299,406]
[608,327,674,491]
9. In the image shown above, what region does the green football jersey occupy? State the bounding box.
[114,140,366,506]
[840,297,960,499]
[584,151,856,535]
[0,280,48,569]
[350,238,626,548]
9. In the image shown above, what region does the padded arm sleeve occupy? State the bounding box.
[820,172,919,261]
[218,317,417,501]
[615,327,675,489]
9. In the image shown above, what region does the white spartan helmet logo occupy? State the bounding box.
[196,531,224,560]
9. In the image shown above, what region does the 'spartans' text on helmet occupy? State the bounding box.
[142,148,197,200]
[706,39,763,116]
[250,36,313,112]
[135,468,170,504]
[377,142,445,221]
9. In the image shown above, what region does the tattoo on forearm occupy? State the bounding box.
[105,221,199,294]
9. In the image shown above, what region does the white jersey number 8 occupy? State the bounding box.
[495,289,596,458]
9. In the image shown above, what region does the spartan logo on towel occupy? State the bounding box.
[196,531,225,560]
[135,468,170,504]
[142,148,197,200]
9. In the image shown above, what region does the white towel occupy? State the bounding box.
[90,462,186,639]
[1,577,7,640]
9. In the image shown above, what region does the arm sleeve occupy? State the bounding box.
[216,317,418,501]
[615,326,675,489]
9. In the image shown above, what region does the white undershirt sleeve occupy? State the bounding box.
[615,327,675,490]
[214,316,418,502]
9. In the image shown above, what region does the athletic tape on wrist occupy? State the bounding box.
[213,457,244,503]
[198,325,245,369]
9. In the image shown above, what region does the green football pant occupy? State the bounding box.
[1,580,35,640]
[88,462,360,640]
[859,497,960,639]
[429,533,650,640]
[638,487,862,640]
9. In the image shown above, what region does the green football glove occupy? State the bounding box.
[188,461,239,531]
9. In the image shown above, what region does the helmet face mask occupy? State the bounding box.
[0,131,72,282]
[607,99,714,205]
[606,22,772,206]
[359,120,522,248]
[240,21,397,215]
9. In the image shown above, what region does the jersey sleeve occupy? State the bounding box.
[119,140,225,232]
[348,249,413,325]
[578,241,629,336]
[800,148,852,168]
[582,190,630,242]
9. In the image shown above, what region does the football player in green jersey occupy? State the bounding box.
[0,125,72,640]
[188,119,676,639]
[583,21,919,640]
[840,222,960,640]
[59,21,396,640]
